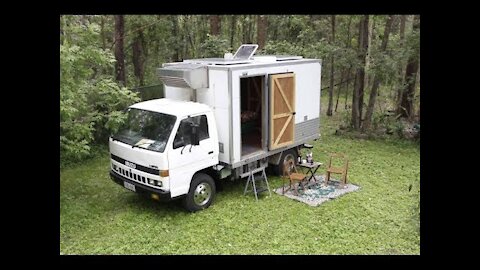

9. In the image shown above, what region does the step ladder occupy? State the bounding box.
[243,166,271,200]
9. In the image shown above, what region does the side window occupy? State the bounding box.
[197,115,209,141]
[173,115,209,149]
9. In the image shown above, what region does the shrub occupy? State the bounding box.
[60,16,140,164]
[198,34,230,58]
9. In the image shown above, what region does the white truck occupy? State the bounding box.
[109,45,322,211]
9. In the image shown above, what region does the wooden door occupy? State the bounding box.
[269,73,295,150]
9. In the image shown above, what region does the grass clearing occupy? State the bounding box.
[60,97,420,254]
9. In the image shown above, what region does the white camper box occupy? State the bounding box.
[158,51,321,175]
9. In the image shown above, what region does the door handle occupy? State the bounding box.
[208,151,214,154]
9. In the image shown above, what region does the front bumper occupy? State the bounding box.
[110,171,172,201]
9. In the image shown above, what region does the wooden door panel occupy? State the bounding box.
[269,73,295,150]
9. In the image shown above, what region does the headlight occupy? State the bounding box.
[147,178,162,187]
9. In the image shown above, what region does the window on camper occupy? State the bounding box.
[173,115,209,149]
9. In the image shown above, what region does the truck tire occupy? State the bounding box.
[182,173,216,212]
[273,148,298,176]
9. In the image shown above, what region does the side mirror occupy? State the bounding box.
[190,123,200,146]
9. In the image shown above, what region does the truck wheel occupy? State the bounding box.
[273,149,298,176]
[183,173,216,212]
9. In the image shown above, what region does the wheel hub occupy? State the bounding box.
[193,183,212,206]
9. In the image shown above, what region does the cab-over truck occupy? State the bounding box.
[109,45,322,211]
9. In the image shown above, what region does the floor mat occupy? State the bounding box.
[273,175,360,206]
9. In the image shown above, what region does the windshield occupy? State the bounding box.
[112,108,177,153]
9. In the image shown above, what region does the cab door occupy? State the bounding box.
[168,113,217,197]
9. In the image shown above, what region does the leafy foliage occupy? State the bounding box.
[198,34,230,58]
[60,16,140,163]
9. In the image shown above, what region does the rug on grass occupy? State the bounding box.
[273,175,360,206]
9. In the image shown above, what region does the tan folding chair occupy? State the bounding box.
[325,153,349,186]
[282,159,307,195]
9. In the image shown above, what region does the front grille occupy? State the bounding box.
[112,162,162,189]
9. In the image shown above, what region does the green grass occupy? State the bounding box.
[60,97,420,255]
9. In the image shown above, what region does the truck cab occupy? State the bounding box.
[109,98,219,212]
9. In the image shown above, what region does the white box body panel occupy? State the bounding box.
[230,62,321,163]
[164,59,321,167]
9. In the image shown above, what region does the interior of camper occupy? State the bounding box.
[240,76,264,157]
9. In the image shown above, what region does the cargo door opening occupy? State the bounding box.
[240,76,264,157]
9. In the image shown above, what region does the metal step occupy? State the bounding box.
[255,187,268,194]
[253,175,266,181]
[240,166,268,179]
[243,166,271,200]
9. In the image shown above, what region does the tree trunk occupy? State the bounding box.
[400,15,406,40]
[200,16,209,44]
[242,15,247,43]
[230,15,237,50]
[60,15,65,44]
[247,15,253,43]
[114,15,126,86]
[132,30,145,86]
[352,15,369,130]
[344,68,353,110]
[398,15,420,120]
[242,15,254,43]
[171,16,180,61]
[346,71,356,110]
[362,15,394,132]
[327,15,336,116]
[100,15,106,50]
[209,15,221,36]
[184,16,196,58]
[80,15,87,26]
[335,69,346,112]
[272,17,278,41]
[343,17,353,110]
[395,15,407,109]
[257,15,267,49]
[359,17,373,123]
[346,16,353,47]
[364,17,374,91]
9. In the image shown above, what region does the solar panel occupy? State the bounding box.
[233,44,258,60]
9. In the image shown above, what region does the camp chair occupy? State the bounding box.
[325,153,349,187]
[282,159,307,195]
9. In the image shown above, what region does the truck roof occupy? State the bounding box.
[163,55,321,69]
[130,98,211,117]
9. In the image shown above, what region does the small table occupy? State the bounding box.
[297,161,323,185]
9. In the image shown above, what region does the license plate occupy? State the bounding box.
[123,181,136,192]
